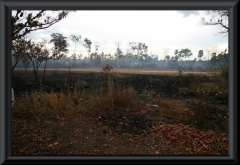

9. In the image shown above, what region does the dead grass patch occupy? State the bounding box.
[149,97,193,125]
[150,123,228,155]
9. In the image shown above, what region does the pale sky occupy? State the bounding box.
[14,10,228,60]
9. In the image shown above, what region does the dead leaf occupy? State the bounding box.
[56,115,60,120]
[19,147,27,153]
[108,137,113,141]
[32,115,40,122]
[103,144,108,147]
[36,116,40,122]
[147,127,154,132]
[54,142,59,146]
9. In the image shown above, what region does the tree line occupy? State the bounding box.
[11,10,229,83]
[12,34,228,71]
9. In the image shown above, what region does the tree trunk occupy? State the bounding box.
[24,65,28,73]
[42,59,48,82]
[74,42,76,55]
[34,69,38,83]
[11,61,19,73]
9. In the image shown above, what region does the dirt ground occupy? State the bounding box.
[11,68,228,155]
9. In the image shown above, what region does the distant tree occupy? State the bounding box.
[153,55,159,63]
[217,49,228,72]
[11,37,30,72]
[115,49,124,67]
[95,44,100,52]
[71,53,77,60]
[179,48,192,61]
[129,42,148,65]
[78,54,82,60]
[174,49,178,56]
[115,42,123,57]
[21,53,30,72]
[12,10,73,41]
[70,34,81,59]
[175,56,179,61]
[205,46,218,60]
[170,56,175,61]
[202,11,228,82]
[114,42,123,67]
[174,49,180,61]
[83,38,92,59]
[210,52,218,69]
[27,41,49,82]
[92,44,100,59]
[202,10,228,35]
[115,41,122,51]
[116,47,123,57]
[187,53,193,60]
[198,50,204,61]
[165,55,170,61]
[125,51,133,68]
[211,49,228,79]
[163,48,169,56]
[42,33,69,82]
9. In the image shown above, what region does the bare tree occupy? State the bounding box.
[202,10,228,35]
[95,44,100,53]
[115,41,123,67]
[115,41,122,50]
[163,48,169,60]
[205,46,219,71]
[205,46,219,60]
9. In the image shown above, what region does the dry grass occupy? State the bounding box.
[33,67,216,76]
[11,68,228,155]
[12,76,140,118]
[149,97,194,125]
[92,69,141,114]
[12,70,227,129]
[12,68,227,131]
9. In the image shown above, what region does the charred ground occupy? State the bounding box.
[11,69,228,155]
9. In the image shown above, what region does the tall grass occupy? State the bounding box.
[97,65,138,114]
[13,90,88,118]
[12,69,139,118]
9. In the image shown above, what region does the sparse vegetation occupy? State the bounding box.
[10,9,229,156]
[12,68,228,155]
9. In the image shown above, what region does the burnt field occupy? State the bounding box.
[11,68,228,155]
